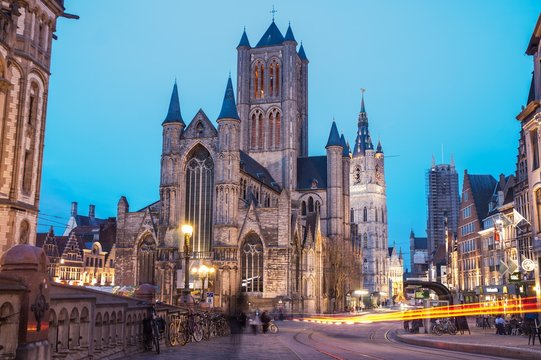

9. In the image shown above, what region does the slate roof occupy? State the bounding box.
[340,134,349,157]
[73,214,106,227]
[239,151,281,192]
[297,156,328,190]
[163,82,185,125]
[284,24,296,42]
[413,237,428,249]
[528,73,536,104]
[256,21,284,48]
[298,44,308,61]
[217,77,240,120]
[326,121,342,148]
[238,29,251,47]
[468,174,497,223]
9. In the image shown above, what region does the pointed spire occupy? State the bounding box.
[238,27,251,48]
[298,43,308,61]
[217,76,240,120]
[163,81,185,125]
[284,22,296,42]
[256,21,284,48]
[353,90,373,157]
[326,121,342,148]
[48,225,55,237]
[376,139,383,153]
[360,91,366,113]
[340,134,349,157]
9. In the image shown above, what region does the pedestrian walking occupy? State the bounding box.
[238,312,247,333]
[261,310,271,334]
[495,314,505,335]
[250,311,262,335]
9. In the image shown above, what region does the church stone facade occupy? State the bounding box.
[0,0,67,254]
[116,21,360,314]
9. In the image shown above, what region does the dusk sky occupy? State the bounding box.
[40,1,541,267]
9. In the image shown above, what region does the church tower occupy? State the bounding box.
[236,22,308,190]
[0,1,68,253]
[215,77,241,246]
[349,94,389,303]
[159,82,185,241]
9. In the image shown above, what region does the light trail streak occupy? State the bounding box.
[299,297,541,325]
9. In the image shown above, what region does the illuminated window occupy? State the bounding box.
[185,145,214,253]
[241,233,263,292]
[253,61,265,99]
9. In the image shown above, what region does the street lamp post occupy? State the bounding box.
[191,264,216,305]
[181,224,193,304]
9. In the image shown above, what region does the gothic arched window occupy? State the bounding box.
[301,201,306,215]
[315,200,321,213]
[381,208,385,223]
[241,233,263,292]
[250,110,264,150]
[269,59,280,97]
[308,197,314,212]
[19,220,29,244]
[375,208,378,222]
[274,111,281,147]
[363,233,368,249]
[185,145,214,253]
[137,236,156,285]
[363,207,367,222]
[253,61,265,99]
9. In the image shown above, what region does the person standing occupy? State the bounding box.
[495,315,505,335]
[261,310,271,334]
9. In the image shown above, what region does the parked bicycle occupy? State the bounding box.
[431,318,457,336]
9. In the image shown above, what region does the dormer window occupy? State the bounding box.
[311,179,318,189]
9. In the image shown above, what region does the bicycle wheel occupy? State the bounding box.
[431,324,443,336]
[168,322,178,346]
[192,323,203,342]
[269,323,278,333]
[179,323,189,346]
[448,324,457,335]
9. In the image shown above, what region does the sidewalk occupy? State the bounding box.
[391,317,541,360]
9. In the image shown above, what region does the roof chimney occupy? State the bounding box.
[89,204,95,218]
[71,202,78,217]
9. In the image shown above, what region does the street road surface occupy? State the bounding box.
[125,320,518,360]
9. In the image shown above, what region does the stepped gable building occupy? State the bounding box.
[0,0,68,254]
[456,171,496,303]
[349,94,388,302]
[115,21,354,314]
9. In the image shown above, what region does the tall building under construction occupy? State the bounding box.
[426,158,460,261]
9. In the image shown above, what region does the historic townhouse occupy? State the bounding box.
[516,13,541,303]
[456,171,496,303]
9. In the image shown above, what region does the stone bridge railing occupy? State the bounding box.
[0,244,187,359]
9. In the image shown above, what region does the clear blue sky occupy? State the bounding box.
[41,1,540,267]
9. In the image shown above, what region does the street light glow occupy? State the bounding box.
[182,224,193,236]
